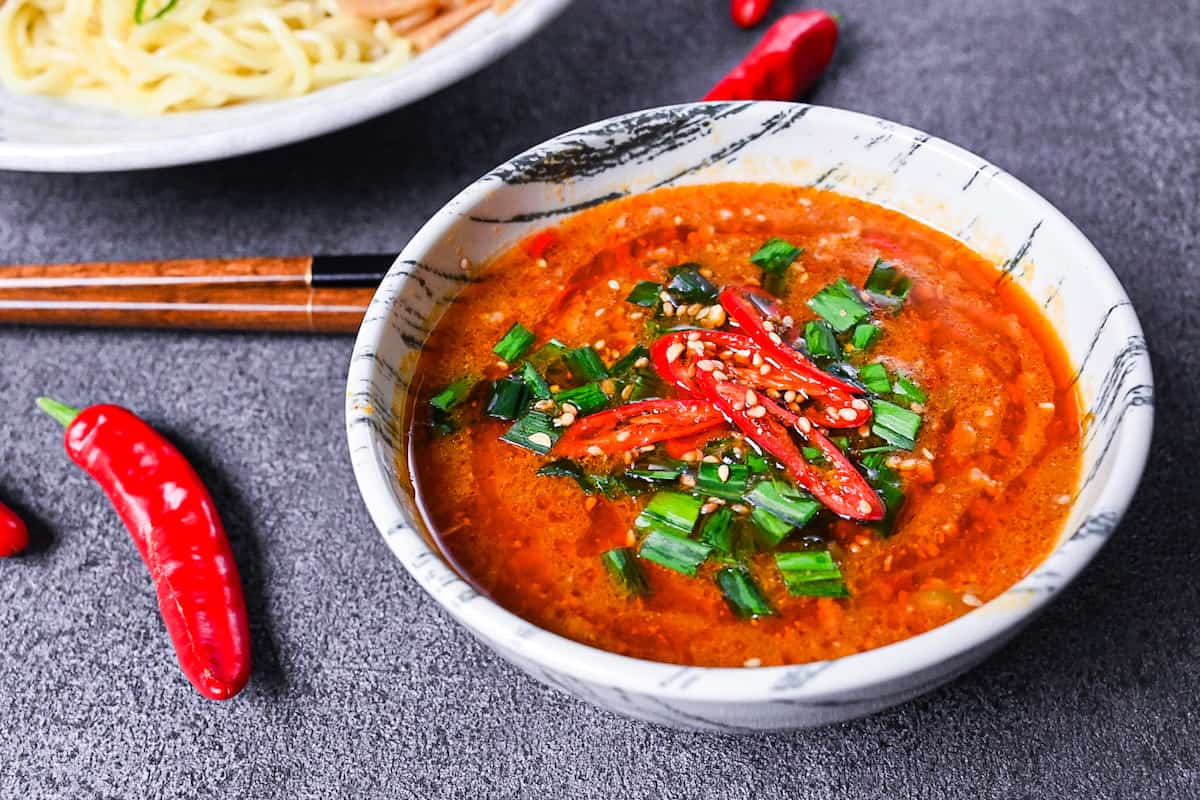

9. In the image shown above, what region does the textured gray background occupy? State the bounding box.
[0,0,1196,797]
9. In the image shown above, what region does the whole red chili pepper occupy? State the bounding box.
[37,397,251,700]
[705,10,839,101]
[731,0,773,28]
[0,499,29,557]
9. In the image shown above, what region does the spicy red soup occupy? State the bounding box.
[407,183,1081,667]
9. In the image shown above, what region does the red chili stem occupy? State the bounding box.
[38,396,251,700]
[705,9,839,101]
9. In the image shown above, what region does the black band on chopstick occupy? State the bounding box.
[309,254,394,288]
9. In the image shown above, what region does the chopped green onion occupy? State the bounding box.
[611,344,650,375]
[429,376,475,412]
[746,480,821,527]
[807,278,870,333]
[871,398,922,450]
[501,412,560,454]
[635,491,702,536]
[863,259,913,313]
[527,339,567,371]
[485,377,528,421]
[861,452,905,536]
[537,459,647,498]
[801,445,824,463]
[749,238,803,275]
[639,529,712,577]
[892,374,927,404]
[665,263,718,304]
[493,322,535,363]
[698,507,735,555]
[554,383,608,416]
[858,362,892,395]
[745,452,769,473]
[625,465,683,482]
[832,436,852,454]
[804,320,841,359]
[750,506,793,549]
[696,462,751,501]
[775,550,849,598]
[716,566,776,618]
[563,346,609,382]
[625,281,662,308]
[601,548,650,597]
[135,0,179,23]
[851,323,881,351]
[519,362,551,401]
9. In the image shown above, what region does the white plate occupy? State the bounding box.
[0,0,572,173]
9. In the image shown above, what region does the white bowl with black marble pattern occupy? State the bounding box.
[345,102,1154,732]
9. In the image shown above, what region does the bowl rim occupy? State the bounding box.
[346,101,1154,703]
[0,0,573,173]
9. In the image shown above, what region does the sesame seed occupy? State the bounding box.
[718,208,733,220]
[700,501,719,515]
[747,405,767,418]
[754,214,766,223]
[743,657,763,668]
[586,445,604,457]
[717,464,731,482]
[621,384,634,400]
[838,408,858,421]
[594,308,606,317]
[561,403,578,415]
[712,370,728,381]
[665,342,685,363]
[529,432,553,449]
[536,258,548,269]
[851,398,869,411]
[797,418,812,433]
[680,474,697,488]
[768,332,782,345]
[593,339,606,350]
[629,311,645,321]
[633,357,650,369]
[662,302,675,317]
[533,400,556,412]
[783,390,797,403]
[759,364,771,376]
[615,431,631,442]
[762,320,775,332]
[559,412,576,426]
[962,593,983,608]
[745,389,757,406]
[607,279,620,290]
[1038,401,1056,410]
[702,454,720,463]
[781,315,793,328]
[751,352,764,367]
[857,500,872,515]
[1055,494,1072,505]
[922,448,935,460]
[699,268,714,278]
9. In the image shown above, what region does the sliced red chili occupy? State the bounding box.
[718,286,871,428]
[662,425,731,459]
[730,0,773,28]
[649,329,755,395]
[694,369,883,520]
[524,228,559,260]
[554,398,727,457]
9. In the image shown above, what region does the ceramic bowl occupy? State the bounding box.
[0,0,572,172]
[346,102,1154,732]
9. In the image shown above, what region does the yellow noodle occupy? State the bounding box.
[0,0,438,114]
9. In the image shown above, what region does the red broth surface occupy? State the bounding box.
[407,183,1081,667]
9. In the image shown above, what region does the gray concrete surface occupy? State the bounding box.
[0,1,1196,797]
